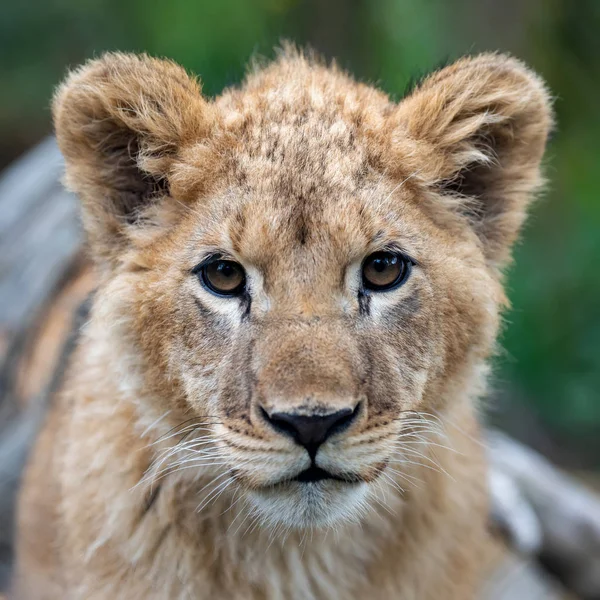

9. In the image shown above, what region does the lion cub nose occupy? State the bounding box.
[262,406,359,458]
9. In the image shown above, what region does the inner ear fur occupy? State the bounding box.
[53,53,213,266]
[388,53,553,268]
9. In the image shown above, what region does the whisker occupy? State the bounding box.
[150,423,218,447]
[140,410,172,438]
[391,439,461,455]
[152,417,222,444]
[196,477,235,514]
[371,480,394,517]
[229,498,254,535]
[220,486,245,517]
[433,408,487,449]
[379,470,406,495]
[384,466,424,488]
[388,455,455,482]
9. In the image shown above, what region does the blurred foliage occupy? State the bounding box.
[0,0,598,461]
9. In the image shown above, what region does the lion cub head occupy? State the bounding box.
[54,50,551,528]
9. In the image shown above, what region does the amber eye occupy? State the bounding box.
[362,251,411,291]
[196,259,246,297]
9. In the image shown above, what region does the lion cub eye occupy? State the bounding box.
[362,251,411,292]
[195,258,246,297]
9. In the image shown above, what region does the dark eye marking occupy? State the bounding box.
[358,290,371,316]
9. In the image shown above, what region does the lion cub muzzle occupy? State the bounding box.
[247,318,367,463]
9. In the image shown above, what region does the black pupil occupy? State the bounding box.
[373,257,394,272]
[218,262,236,278]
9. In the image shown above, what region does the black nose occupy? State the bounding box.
[262,406,358,458]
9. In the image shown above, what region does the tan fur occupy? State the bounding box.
[15,48,552,599]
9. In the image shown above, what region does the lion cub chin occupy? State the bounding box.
[15,48,551,600]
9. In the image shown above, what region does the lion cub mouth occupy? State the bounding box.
[294,466,345,483]
[277,465,363,486]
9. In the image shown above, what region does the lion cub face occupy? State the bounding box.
[54,51,551,528]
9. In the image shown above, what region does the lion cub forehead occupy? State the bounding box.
[214,55,393,193]
[218,52,392,129]
[188,175,416,279]
[232,194,376,261]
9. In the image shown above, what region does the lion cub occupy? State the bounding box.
[15,49,551,599]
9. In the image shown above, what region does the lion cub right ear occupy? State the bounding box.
[53,53,213,268]
[387,54,553,271]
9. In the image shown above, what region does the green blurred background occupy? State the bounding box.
[1,0,598,465]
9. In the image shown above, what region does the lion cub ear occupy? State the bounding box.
[389,54,553,269]
[53,53,213,267]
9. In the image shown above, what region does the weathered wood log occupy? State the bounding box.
[0,137,84,415]
[0,137,88,590]
[0,138,597,599]
[489,431,600,598]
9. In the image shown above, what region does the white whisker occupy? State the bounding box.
[140,410,172,438]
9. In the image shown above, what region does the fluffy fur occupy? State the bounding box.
[15,48,552,599]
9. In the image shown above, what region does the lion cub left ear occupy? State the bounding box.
[53,53,214,268]
[389,54,553,269]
